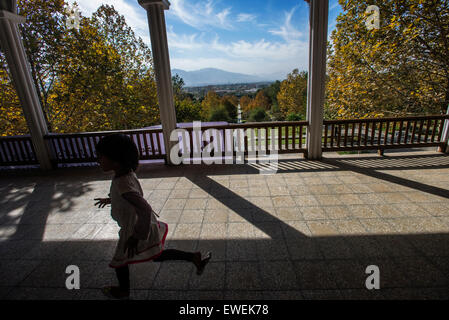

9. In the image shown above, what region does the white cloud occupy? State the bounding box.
[167,3,310,76]
[67,1,310,76]
[169,0,233,30]
[168,30,309,76]
[167,26,205,50]
[217,8,230,26]
[268,6,303,42]
[236,13,256,23]
[66,0,149,38]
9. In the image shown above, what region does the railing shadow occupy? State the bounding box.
[0,173,94,241]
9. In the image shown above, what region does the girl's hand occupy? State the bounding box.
[124,236,139,258]
[94,198,111,208]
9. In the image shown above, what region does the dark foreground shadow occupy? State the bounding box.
[0,153,448,299]
[0,234,448,300]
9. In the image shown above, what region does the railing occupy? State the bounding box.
[178,121,308,158]
[0,135,38,165]
[44,128,165,164]
[1,115,448,167]
[323,114,449,153]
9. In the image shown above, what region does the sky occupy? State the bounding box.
[67,0,343,78]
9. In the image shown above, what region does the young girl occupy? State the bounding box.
[94,133,211,299]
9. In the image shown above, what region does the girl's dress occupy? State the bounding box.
[108,171,168,268]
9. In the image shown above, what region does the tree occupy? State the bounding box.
[172,74,189,102]
[221,96,237,122]
[175,97,203,122]
[1,0,160,135]
[249,90,271,111]
[171,74,201,123]
[263,80,281,107]
[239,95,252,112]
[222,95,239,107]
[17,0,68,131]
[270,104,284,121]
[49,3,159,132]
[326,0,449,119]
[201,90,221,120]
[248,107,269,122]
[286,113,304,121]
[277,69,308,118]
[209,107,231,122]
[0,55,27,136]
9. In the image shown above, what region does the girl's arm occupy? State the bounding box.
[121,192,153,240]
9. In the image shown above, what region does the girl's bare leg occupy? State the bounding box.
[154,249,212,274]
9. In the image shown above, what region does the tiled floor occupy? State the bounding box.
[1,151,449,300]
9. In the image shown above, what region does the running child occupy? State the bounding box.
[94,133,211,299]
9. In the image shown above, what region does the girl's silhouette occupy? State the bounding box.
[94,133,211,299]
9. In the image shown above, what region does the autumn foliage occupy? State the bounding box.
[326,0,449,119]
[1,0,159,136]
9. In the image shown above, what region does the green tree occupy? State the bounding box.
[222,98,237,122]
[175,97,203,122]
[172,74,190,102]
[326,0,449,119]
[248,107,269,122]
[263,80,281,107]
[286,113,304,121]
[209,107,231,122]
[270,104,284,121]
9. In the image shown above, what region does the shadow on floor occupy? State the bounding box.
[0,234,448,300]
[0,153,448,299]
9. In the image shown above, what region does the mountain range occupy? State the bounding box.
[171,68,284,87]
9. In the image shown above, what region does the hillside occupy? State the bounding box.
[171,68,281,87]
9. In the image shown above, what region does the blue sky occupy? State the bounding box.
[68,0,343,78]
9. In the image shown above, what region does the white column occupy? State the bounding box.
[138,0,178,165]
[0,7,53,169]
[439,105,449,153]
[305,0,329,160]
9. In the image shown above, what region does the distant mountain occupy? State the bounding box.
[171,68,282,87]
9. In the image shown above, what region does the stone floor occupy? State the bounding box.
[1,150,449,300]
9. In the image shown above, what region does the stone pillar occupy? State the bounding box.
[138,0,178,165]
[305,0,329,160]
[0,3,53,170]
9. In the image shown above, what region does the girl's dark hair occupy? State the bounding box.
[96,133,139,171]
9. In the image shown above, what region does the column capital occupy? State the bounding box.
[0,10,25,24]
[138,0,170,10]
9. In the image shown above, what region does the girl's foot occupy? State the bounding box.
[101,286,130,299]
[193,251,212,275]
